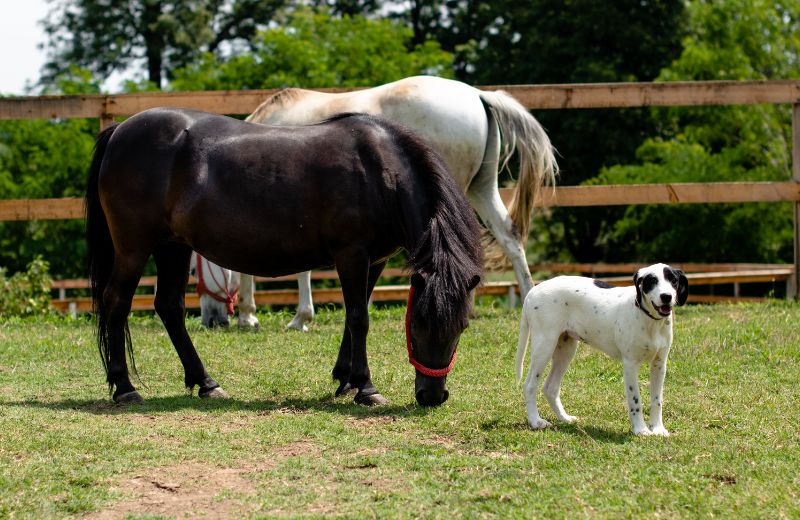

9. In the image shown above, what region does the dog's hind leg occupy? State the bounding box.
[542,333,578,423]
[523,331,560,430]
[623,358,650,435]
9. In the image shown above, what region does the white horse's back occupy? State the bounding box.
[249,76,489,190]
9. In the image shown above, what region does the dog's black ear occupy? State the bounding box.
[633,271,642,302]
[675,269,689,306]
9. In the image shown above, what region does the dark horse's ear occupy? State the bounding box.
[675,269,689,306]
[467,275,481,292]
[410,273,426,290]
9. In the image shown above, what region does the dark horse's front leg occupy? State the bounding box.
[333,254,388,406]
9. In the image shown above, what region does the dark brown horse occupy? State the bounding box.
[85,108,482,406]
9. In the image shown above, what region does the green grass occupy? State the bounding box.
[0,301,798,518]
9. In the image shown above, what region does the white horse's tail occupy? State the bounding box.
[515,308,531,385]
[478,90,558,267]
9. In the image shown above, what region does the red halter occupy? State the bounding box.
[195,253,239,316]
[405,286,457,378]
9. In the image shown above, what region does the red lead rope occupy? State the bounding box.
[195,253,239,316]
[405,285,457,378]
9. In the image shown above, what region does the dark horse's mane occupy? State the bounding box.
[320,113,482,338]
[382,116,484,339]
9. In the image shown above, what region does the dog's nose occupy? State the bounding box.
[660,293,672,304]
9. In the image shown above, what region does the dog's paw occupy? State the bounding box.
[558,414,578,424]
[632,426,653,436]
[527,417,552,430]
[649,425,670,436]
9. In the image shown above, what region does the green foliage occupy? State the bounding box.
[41,0,287,88]
[171,8,453,90]
[0,257,53,317]
[588,0,800,263]
[0,114,95,277]
[450,0,687,262]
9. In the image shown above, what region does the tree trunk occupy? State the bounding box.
[141,0,164,88]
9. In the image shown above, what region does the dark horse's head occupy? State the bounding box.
[407,271,480,406]
[403,145,484,406]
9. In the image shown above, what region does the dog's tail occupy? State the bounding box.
[515,309,530,385]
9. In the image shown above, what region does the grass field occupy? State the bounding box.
[0,301,798,518]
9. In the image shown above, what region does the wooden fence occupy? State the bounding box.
[1,80,799,303]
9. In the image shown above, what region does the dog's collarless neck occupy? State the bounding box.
[635,295,666,321]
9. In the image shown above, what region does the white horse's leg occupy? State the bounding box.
[237,273,260,328]
[467,118,535,299]
[286,271,315,332]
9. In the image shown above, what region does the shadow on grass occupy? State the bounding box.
[1,392,435,420]
[478,417,632,444]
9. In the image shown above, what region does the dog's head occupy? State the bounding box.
[633,264,689,318]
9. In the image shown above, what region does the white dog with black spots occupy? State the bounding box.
[516,263,689,435]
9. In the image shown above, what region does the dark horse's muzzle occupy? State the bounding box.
[415,372,449,406]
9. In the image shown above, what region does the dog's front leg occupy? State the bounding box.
[622,359,651,435]
[648,354,669,436]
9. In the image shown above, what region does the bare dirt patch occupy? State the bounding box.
[86,441,319,519]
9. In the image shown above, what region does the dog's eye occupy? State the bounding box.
[642,274,658,293]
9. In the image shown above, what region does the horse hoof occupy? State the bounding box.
[285,319,309,332]
[114,391,144,405]
[354,392,389,406]
[237,314,260,329]
[200,387,230,399]
[335,382,358,397]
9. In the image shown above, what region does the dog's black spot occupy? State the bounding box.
[633,396,639,404]
[534,306,538,310]
[630,408,634,412]
[553,299,557,303]
[575,289,579,292]
[635,408,640,413]
[629,386,633,391]
[565,302,569,306]
[593,279,614,289]
[641,274,658,294]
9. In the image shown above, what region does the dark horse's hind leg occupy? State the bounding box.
[333,257,388,406]
[153,243,227,398]
[105,253,150,403]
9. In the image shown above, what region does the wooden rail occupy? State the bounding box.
[3,181,800,221]
[49,263,793,313]
[2,80,800,120]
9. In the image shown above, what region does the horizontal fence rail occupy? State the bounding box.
[3,182,800,221]
[2,80,800,120]
[49,263,794,313]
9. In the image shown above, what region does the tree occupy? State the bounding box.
[170,8,453,90]
[450,0,686,262]
[593,0,800,264]
[41,0,286,89]
[0,69,101,277]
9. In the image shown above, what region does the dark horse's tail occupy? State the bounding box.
[85,123,136,387]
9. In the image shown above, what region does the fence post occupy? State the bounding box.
[791,103,800,299]
[99,96,114,131]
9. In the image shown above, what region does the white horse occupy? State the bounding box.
[190,252,241,328]
[200,75,558,330]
